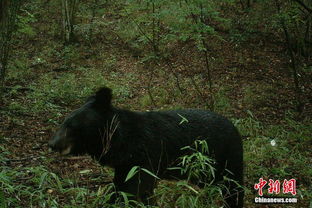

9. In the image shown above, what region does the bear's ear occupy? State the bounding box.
[94,87,112,108]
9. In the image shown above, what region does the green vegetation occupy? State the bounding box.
[0,0,311,207]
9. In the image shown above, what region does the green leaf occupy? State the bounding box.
[125,166,140,182]
[141,168,160,179]
[79,169,92,174]
[178,113,189,125]
[177,181,199,194]
[39,172,49,189]
[120,191,130,206]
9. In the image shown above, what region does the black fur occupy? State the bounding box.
[49,87,244,207]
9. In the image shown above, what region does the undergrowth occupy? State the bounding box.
[1,110,310,207]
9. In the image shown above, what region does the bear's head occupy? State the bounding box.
[48,87,117,159]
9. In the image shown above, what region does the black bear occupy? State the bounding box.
[49,87,244,207]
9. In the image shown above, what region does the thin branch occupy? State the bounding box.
[292,0,312,14]
[123,7,153,45]
[275,0,304,112]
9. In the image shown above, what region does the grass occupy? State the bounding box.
[1,143,222,208]
[2,99,310,207]
[234,113,312,207]
[2,56,311,207]
[1,1,311,207]
[0,147,116,208]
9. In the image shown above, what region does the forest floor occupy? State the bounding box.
[0,2,311,208]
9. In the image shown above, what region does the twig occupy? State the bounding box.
[3,155,43,163]
[292,0,312,14]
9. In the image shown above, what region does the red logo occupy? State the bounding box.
[283,179,296,196]
[254,178,267,196]
[268,179,280,194]
[254,178,296,196]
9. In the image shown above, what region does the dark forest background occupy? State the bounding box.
[0,0,311,207]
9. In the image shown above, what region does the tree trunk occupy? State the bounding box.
[0,0,9,84]
[274,0,304,112]
[0,0,20,88]
[61,0,79,44]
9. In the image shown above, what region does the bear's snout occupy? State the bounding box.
[48,130,73,155]
[48,134,61,151]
